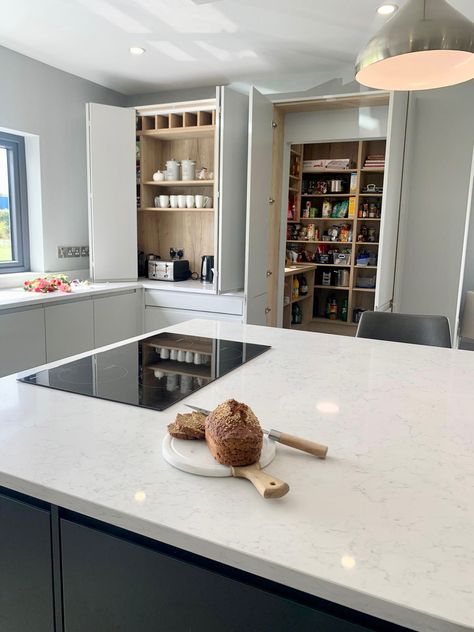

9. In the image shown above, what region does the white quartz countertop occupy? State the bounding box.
[0,282,142,311]
[0,280,244,311]
[1,320,473,631]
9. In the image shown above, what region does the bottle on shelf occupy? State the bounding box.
[300,275,308,295]
[292,276,300,299]
[292,303,303,325]
[326,294,338,320]
[341,298,348,322]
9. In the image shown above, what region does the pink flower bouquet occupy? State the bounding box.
[24,274,72,293]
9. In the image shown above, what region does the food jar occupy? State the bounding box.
[165,159,180,181]
[181,159,196,181]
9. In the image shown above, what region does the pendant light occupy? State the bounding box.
[356,0,474,90]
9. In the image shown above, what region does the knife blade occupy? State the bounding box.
[185,404,328,459]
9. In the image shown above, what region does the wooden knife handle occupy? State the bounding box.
[231,464,289,499]
[277,432,328,459]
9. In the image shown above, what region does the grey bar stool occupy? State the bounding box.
[356,311,452,348]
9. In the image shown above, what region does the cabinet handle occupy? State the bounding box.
[266,270,273,277]
[265,307,271,314]
[268,198,275,204]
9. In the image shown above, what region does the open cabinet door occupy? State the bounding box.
[217,86,249,293]
[375,92,409,311]
[244,88,274,325]
[87,103,137,282]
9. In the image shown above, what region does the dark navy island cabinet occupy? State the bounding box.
[0,491,55,632]
[0,487,411,632]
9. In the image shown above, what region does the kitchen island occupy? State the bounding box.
[1,320,473,632]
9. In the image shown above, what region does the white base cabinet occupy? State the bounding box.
[0,307,46,377]
[144,289,243,333]
[0,289,143,378]
[93,290,143,348]
[45,299,94,363]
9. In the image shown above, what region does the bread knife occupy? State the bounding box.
[185,404,328,459]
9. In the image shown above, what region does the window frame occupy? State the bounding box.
[0,131,30,273]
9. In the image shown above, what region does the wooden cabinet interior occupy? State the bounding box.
[137,105,217,276]
[284,138,387,334]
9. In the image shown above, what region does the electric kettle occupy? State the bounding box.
[200,255,214,283]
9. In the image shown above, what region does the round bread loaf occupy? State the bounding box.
[205,399,263,466]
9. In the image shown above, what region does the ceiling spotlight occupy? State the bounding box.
[377,4,398,15]
[130,47,146,56]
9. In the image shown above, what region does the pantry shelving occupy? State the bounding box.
[284,138,386,333]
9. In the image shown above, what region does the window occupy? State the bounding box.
[0,131,29,273]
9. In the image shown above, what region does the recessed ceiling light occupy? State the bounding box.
[377,3,398,15]
[130,46,146,56]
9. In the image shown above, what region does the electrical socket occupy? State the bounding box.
[58,245,90,258]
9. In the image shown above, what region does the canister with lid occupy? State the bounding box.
[181,159,196,181]
[165,159,180,181]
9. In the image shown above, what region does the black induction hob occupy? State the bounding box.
[19,333,270,412]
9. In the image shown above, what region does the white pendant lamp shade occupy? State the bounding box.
[356,0,474,90]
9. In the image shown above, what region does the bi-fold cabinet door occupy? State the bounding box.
[86,103,137,282]
[244,88,274,325]
[375,91,409,313]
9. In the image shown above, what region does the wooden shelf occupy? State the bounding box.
[289,174,300,180]
[315,263,351,268]
[291,293,312,304]
[355,265,377,269]
[289,187,299,193]
[139,207,214,212]
[139,125,215,140]
[297,217,353,222]
[142,180,214,187]
[301,193,356,198]
[355,242,379,245]
[352,287,376,292]
[147,363,210,379]
[361,167,384,173]
[303,168,357,174]
[314,285,349,290]
[360,193,383,197]
[356,217,381,221]
[312,317,356,327]
[287,240,352,245]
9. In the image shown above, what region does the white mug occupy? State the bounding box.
[178,195,186,209]
[186,195,195,208]
[170,349,178,361]
[170,195,178,208]
[159,195,170,208]
[166,374,179,392]
[195,195,211,209]
[185,351,194,363]
[160,348,170,360]
[177,350,186,362]
[194,353,203,365]
[154,196,160,208]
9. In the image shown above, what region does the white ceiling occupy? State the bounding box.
[0,0,473,95]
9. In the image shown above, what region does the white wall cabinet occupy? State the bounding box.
[93,290,142,348]
[0,307,46,377]
[45,299,95,363]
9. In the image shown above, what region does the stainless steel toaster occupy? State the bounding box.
[148,259,190,281]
